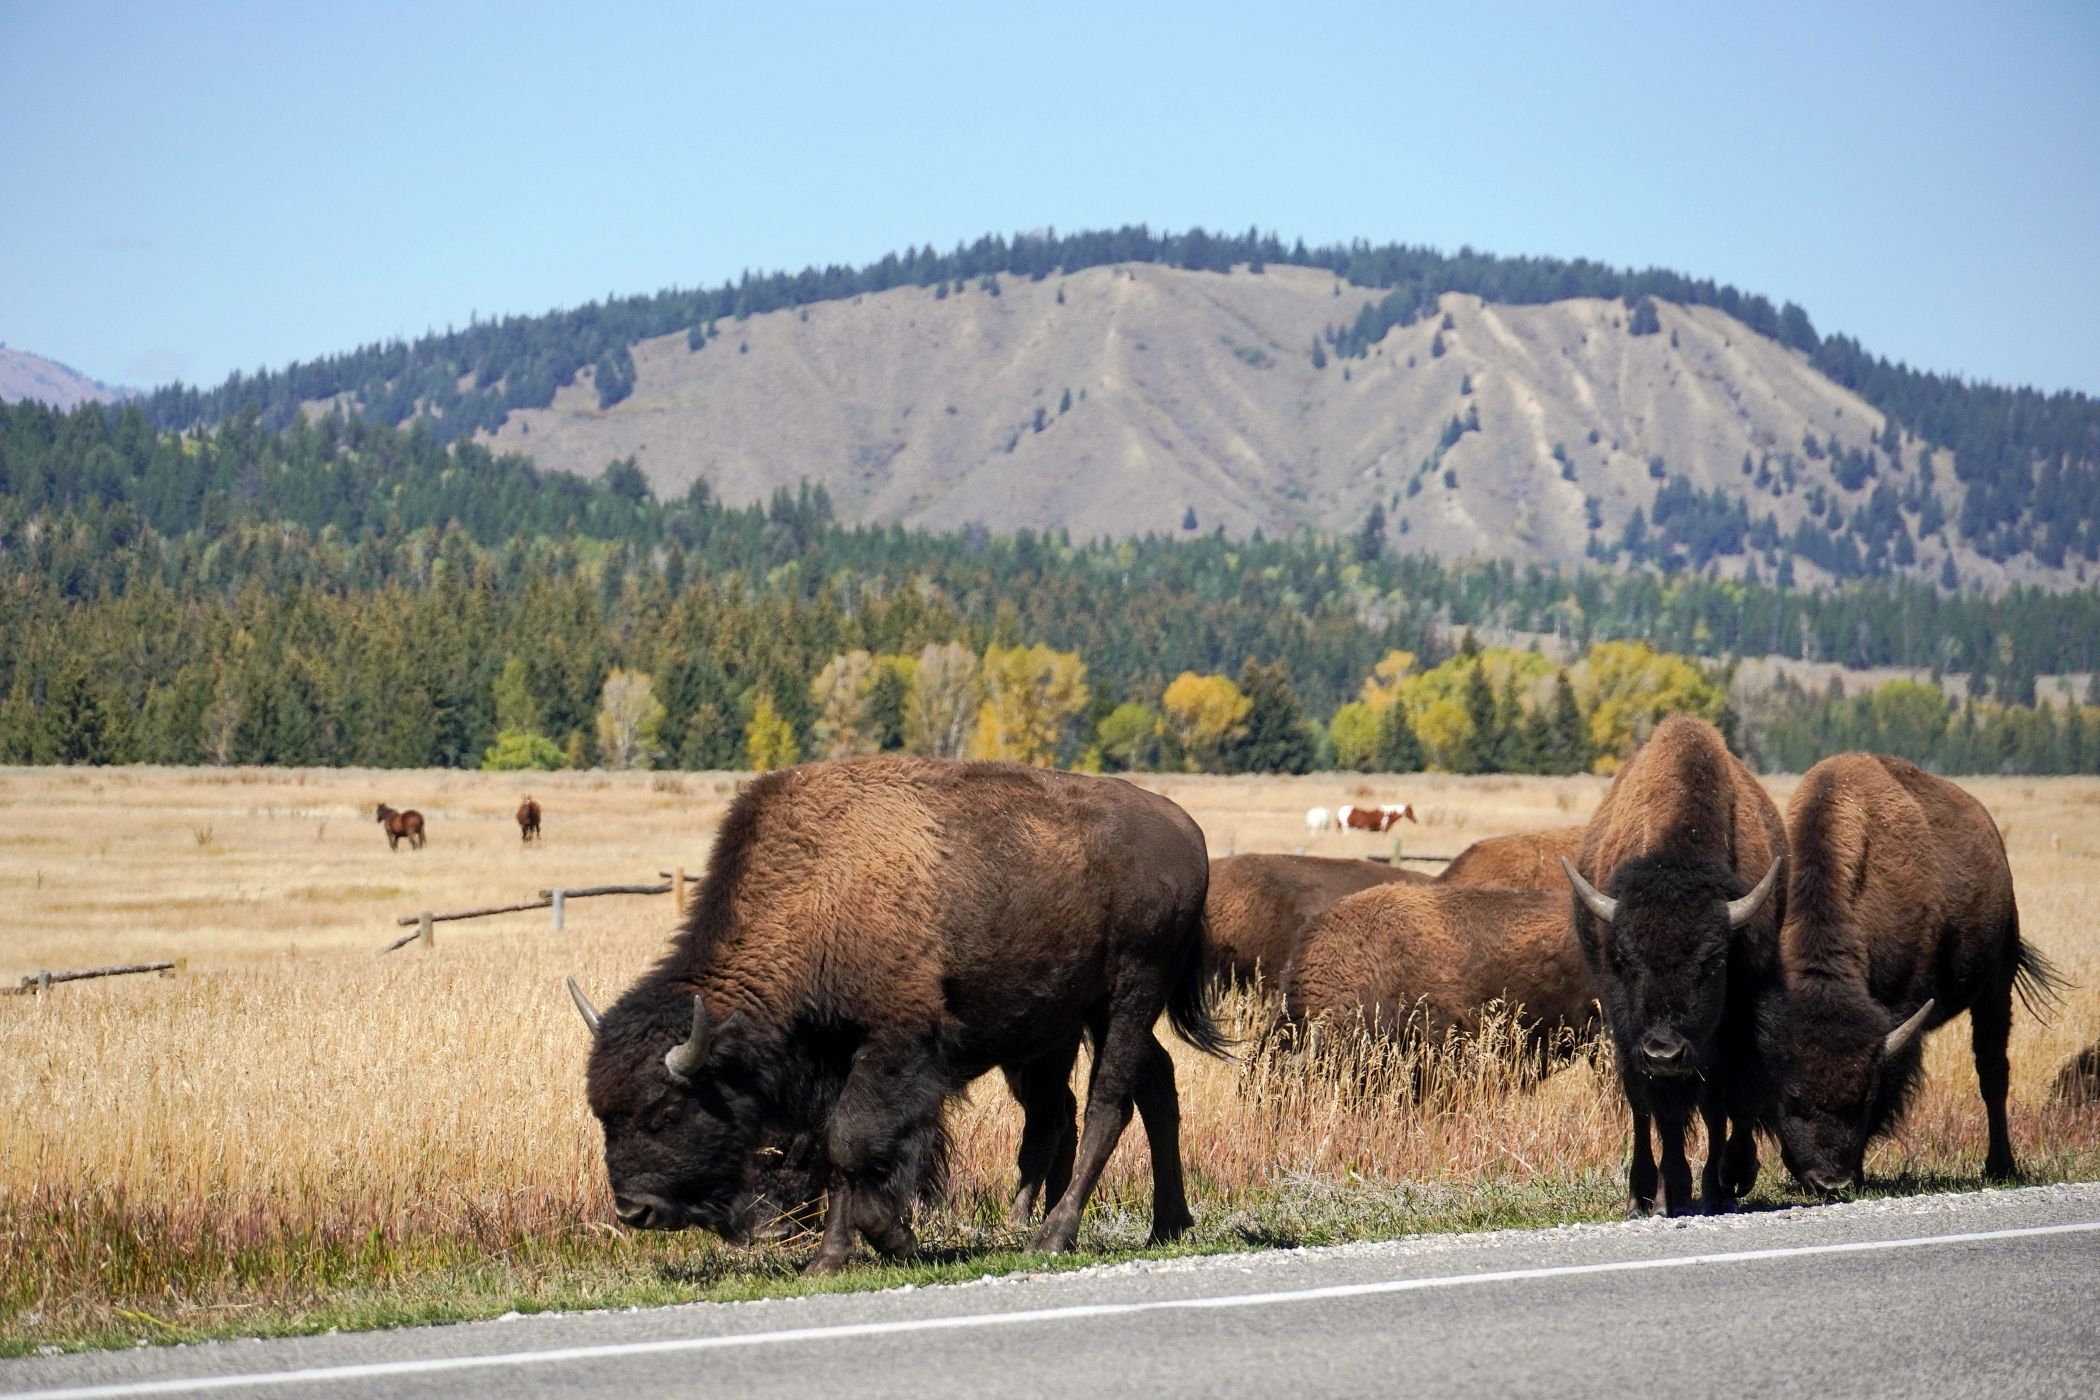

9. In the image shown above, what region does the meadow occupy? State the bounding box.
[2,763,2097,1352]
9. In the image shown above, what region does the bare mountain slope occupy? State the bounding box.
[0,346,134,410]
[475,264,2026,586]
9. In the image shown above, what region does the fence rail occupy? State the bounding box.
[383,872,687,952]
[5,962,177,995]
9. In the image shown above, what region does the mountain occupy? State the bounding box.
[0,346,134,411]
[128,227,2100,591]
[458,264,2043,590]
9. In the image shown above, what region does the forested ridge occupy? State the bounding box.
[126,226,2100,575]
[5,396,2099,776]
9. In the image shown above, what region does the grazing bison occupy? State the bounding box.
[1206,853,1430,989]
[565,756,1225,1273]
[1338,802,1416,833]
[1762,754,2060,1195]
[2053,1039,2100,1107]
[1561,714,1785,1215]
[517,794,543,843]
[375,803,425,851]
[1276,882,1597,1067]
[1438,827,1586,890]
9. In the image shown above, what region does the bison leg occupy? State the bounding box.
[1973,979,2019,1182]
[1032,1013,1149,1254]
[1721,1114,1761,1200]
[1004,1040,1080,1222]
[1698,1094,1735,1215]
[1656,1113,1696,1217]
[807,1035,947,1274]
[1130,1035,1193,1243]
[1628,1107,1658,1214]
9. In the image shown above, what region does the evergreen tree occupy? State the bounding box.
[1229,659,1316,774]
[1375,698,1423,772]
[1541,671,1590,775]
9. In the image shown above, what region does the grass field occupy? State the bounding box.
[3,764,2097,1353]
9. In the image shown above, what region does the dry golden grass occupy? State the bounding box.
[2,764,2097,1349]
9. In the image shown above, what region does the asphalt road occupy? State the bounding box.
[7,1183,2098,1400]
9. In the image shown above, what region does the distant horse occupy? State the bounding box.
[375,803,426,851]
[517,795,543,843]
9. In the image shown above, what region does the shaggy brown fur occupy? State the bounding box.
[1277,883,1596,1062]
[374,803,424,851]
[1571,714,1787,1216]
[1765,753,2058,1193]
[1438,827,1586,890]
[2053,1039,2100,1107]
[516,795,542,843]
[574,756,1223,1274]
[1205,853,1429,989]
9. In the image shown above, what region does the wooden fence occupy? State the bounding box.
[382,870,689,952]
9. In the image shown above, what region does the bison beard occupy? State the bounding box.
[568,756,1226,1274]
[1562,715,1786,1217]
[1763,753,2061,1196]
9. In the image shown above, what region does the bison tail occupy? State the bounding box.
[1166,913,1234,1059]
[2013,938,2068,1022]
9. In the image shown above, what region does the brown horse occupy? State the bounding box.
[517,795,543,843]
[375,803,426,851]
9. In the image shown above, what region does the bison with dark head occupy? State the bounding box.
[566,756,1225,1273]
[1205,853,1429,991]
[1762,753,2059,1196]
[1561,714,1785,1215]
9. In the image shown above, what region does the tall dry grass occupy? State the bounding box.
[3,764,2097,1346]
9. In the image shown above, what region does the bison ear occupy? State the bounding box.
[565,976,602,1035]
[1561,857,1619,924]
[663,995,710,1083]
[1882,999,1935,1060]
[1725,853,1784,930]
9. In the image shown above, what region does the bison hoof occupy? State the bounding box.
[1148,1209,1194,1245]
[1030,1219,1079,1254]
[1983,1156,2020,1184]
[804,1249,854,1275]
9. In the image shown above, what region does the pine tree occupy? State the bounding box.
[1375,699,1423,772]
[1228,659,1316,774]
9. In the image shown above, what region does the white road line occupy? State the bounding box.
[9,1219,2097,1399]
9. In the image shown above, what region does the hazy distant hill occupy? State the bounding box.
[0,346,133,410]
[466,264,2039,589]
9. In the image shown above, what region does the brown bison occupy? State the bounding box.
[1275,882,1597,1065]
[1205,853,1429,988]
[1762,754,2060,1195]
[375,803,425,851]
[1438,827,1586,890]
[1561,714,1785,1216]
[2053,1039,2100,1107]
[517,795,543,843]
[565,756,1225,1273]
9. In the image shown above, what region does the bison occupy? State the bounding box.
[517,794,543,843]
[1438,827,1586,890]
[565,756,1226,1273]
[2053,1039,2100,1107]
[375,803,425,851]
[1762,753,2060,1195]
[1560,714,1785,1216]
[1205,853,1430,989]
[1275,882,1597,1070]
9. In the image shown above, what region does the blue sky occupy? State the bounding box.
[3,1,2096,394]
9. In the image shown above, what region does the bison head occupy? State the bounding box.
[1770,993,1934,1197]
[566,976,806,1240]
[1562,853,1780,1083]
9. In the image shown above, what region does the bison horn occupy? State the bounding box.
[1560,857,1619,924]
[1882,999,1936,1059]
[663,995,710,1082]
[1725,854,1784,929]
[565,976,602,1035]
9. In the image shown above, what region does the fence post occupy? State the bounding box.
[551,890,566,933]
[673,867,687,914]
[419,910,433,949]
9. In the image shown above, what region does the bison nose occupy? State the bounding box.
[614,1195,658,1229]
[1803,1168,1855,1198]
[1637,1033,1688,1076]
